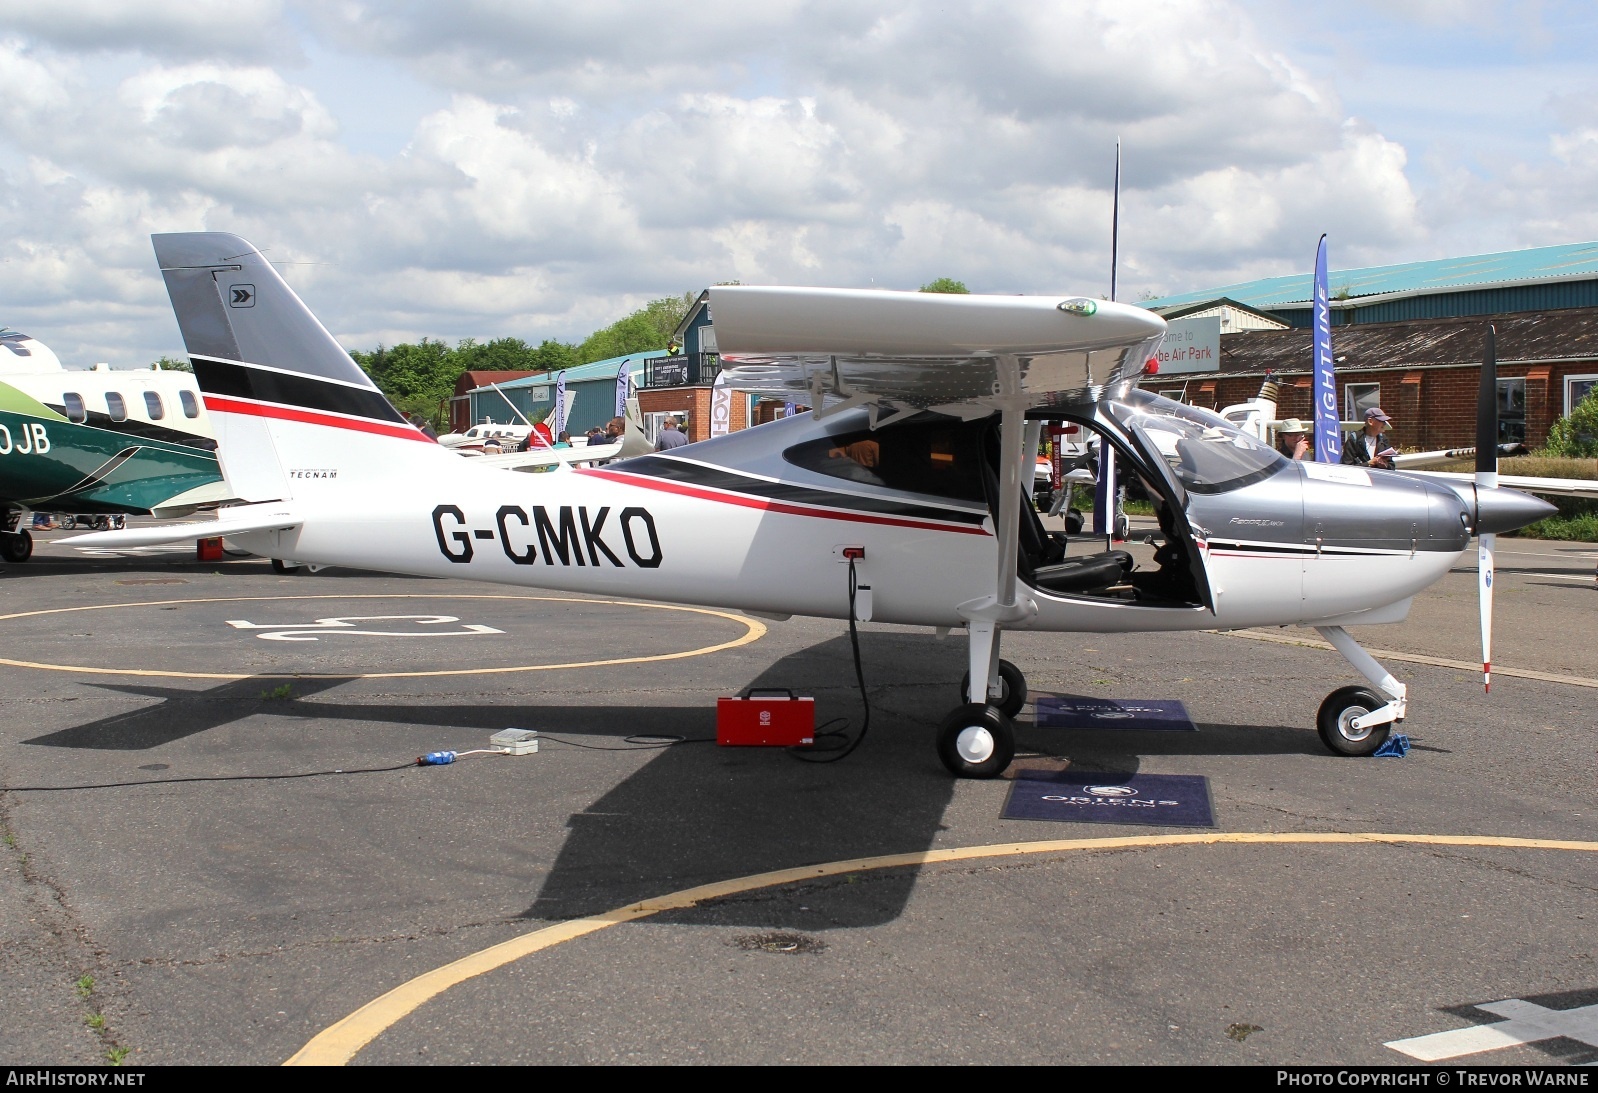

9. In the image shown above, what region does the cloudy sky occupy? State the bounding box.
[1,0,1594,367]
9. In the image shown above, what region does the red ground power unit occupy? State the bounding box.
[196,537,224,562]
[716,689,815,747]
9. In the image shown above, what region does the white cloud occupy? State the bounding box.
[0,0,1588,368]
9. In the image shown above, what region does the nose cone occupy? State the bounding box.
[1476,486,1558,535]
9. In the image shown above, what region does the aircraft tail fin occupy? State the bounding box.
[152,233,444,497]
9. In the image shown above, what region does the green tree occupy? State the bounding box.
[576,293,695,363]
[1545,389,1598,458]
[919,277,970,294]
[152,355,191,372]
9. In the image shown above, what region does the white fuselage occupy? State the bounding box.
[229,410,1460,636]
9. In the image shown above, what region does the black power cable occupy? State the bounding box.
[2,762,415,793]
[790,554,871,763]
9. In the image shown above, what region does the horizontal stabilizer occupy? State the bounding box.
[61,502,301,549]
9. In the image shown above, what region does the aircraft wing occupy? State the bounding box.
[1415,471,1598,500]
[709,286,1167,413]
[475,440,622,471]
[60,502,302,549]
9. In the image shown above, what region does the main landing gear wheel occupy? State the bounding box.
[1,530,33,563]
[960,659,1028,719]
[270,559,303,575]
[937,703,1016,779]
[1317,686,1392,757]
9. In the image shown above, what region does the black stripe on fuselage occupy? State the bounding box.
[619,455,990,526]
[1208,539,1436,556]
[191,357,405,424]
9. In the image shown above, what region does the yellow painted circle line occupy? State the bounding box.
[0,594,766,680]
[286,830,1598,1066]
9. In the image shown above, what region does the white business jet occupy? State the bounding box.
[68,234,1554,776]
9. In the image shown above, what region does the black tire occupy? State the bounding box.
[1065,509,1084,535]
[936,703,1016,779]
[1,530,33,563]
[270,558,303,575]
[960,659,1027,718]
[1316,686,1392,757]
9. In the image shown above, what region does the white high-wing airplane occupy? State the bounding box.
[68,233,1555,776]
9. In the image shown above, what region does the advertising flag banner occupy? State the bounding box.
[1312,235,1342,463]
[1092,445,1116,537]
[554,371,567,438]
[710,371,732,437]
[615,361,631,419]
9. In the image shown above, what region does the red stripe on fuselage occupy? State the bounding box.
[204,395,431,443]
[581,467,992,535]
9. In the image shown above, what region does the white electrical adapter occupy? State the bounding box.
[491,728,539,755]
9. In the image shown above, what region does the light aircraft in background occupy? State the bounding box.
[70,233,1553,776]
[0,326,227,563]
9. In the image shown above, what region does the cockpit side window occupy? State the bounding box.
[1107,390,1286,494]
[783,413,987,502]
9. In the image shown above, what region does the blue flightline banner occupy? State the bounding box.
[614,361,630,419]
[1312,234,1342,463]
[554,370,567,437]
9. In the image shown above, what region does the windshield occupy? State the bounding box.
[1106,390,1288,494]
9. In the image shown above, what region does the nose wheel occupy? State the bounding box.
[1316,685,1393,757]
[959,659,1028,718]
[937,703,1016,778]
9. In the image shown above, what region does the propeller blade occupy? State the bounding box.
[1476,325,1497,692]
[1479,531,1494,692]
[1476,325,1498,480]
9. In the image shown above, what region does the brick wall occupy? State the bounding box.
[1175,360,1598,449]
[637,386,751,442]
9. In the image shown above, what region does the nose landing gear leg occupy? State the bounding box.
[1312,625,1407,756]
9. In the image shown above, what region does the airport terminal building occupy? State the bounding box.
[1139,241,1598,448]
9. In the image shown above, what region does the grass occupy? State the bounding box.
[260,683,294,701]
[85,1013,104,1030]
[1518,511,1598,542]
[105,1046,129,1065]
[75,974,93,998]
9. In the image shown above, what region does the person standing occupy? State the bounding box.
[655,417,688,450]
[1341,406,1396,469]
[1275,418,1313,460]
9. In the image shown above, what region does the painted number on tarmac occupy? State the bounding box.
[225,614,506,642]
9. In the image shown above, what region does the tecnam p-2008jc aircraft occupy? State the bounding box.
[70,233,1554,777]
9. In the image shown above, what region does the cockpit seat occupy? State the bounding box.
[1028,550,1135,595]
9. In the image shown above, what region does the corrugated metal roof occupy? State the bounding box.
[1142,241,1598,313]
[477,350,668,391]
[1212,307,1598,377]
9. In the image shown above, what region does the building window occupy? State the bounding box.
[1157,389,1186,403]
[180,390,200,418]
[1566,374,1598,416]
[1345,383,1381,423]
[63,392,86,422]
[1497,377,1526,444]
[105,392,127,422]
[144,391,164,419]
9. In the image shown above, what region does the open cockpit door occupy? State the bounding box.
[1098,408,1217,613]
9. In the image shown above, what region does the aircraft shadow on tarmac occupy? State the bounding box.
[24,634,1325,930]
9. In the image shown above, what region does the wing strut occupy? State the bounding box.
[957,358,1036,702]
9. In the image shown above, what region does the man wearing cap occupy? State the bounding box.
[1341,406,1396,469]
[1276,418,1312,460]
